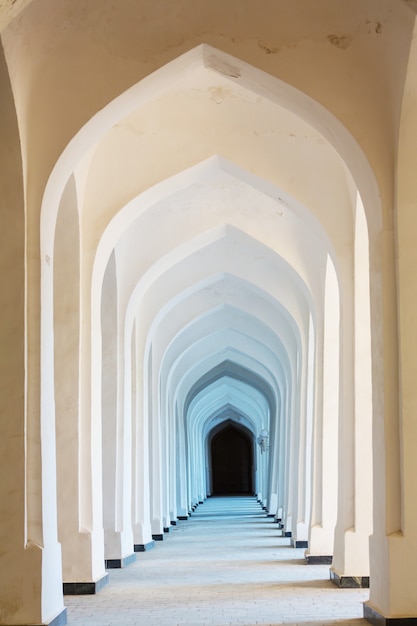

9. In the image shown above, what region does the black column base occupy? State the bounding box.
[178,515,188,520]
[152,533,164,541]
[163,526,170,533]
[364,602,417,624]
[292,539,308,548]
[134,540,155,552]
[63,573,109,595]
[283,531,292,538]
[306,554,333,565]
[330,569,369,588]
[105,553,136,569]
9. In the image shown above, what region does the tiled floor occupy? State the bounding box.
[65,496,370,626]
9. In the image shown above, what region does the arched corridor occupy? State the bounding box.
[65,497,369,626]
[3,2,417,625]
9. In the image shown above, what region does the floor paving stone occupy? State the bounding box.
[65,496,370,626]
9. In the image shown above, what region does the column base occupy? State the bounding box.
[33,608,68,626]
[152,534,164,541]
[105,553,136,569]
[283,531,292,538]
[330,569,369,588]
[134,541,155,552]
[63,573,109,595]
[163,526,170,533]
[171,521,177,526]
[292,539,308,548]
[364,602,417,624]
[178,515,188,521]
[42,607,68,626]
[305,554,333,565]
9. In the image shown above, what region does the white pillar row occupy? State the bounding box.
[306,255,339,563]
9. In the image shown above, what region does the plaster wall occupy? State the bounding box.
[1,1,416,621]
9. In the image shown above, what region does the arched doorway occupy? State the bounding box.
[210,424,253,495]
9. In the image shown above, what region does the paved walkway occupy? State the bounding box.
[65,496,370,626]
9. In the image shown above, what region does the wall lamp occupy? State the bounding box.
[257,429,269,453]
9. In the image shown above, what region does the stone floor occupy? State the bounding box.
[65,496,370,626]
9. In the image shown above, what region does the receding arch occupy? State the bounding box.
[209,419,254,495]
[36,38,384,617]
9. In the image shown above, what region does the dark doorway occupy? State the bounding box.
[211,424,253,494]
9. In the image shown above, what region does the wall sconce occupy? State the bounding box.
[257,429,269,453]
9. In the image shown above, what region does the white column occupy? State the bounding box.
[175,401,190,518]
[284,359,300,538]
[55,177,107,590]
[365,28,417,619]
[293,315,314,548]
[131,316,153,550]
[101,254,134,565]
[148,345,164,538]
[331,206,372,587]
[307,256,339,562]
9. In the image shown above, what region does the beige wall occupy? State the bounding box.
[1,1,417,623]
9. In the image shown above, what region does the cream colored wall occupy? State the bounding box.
[1,1,417,623]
